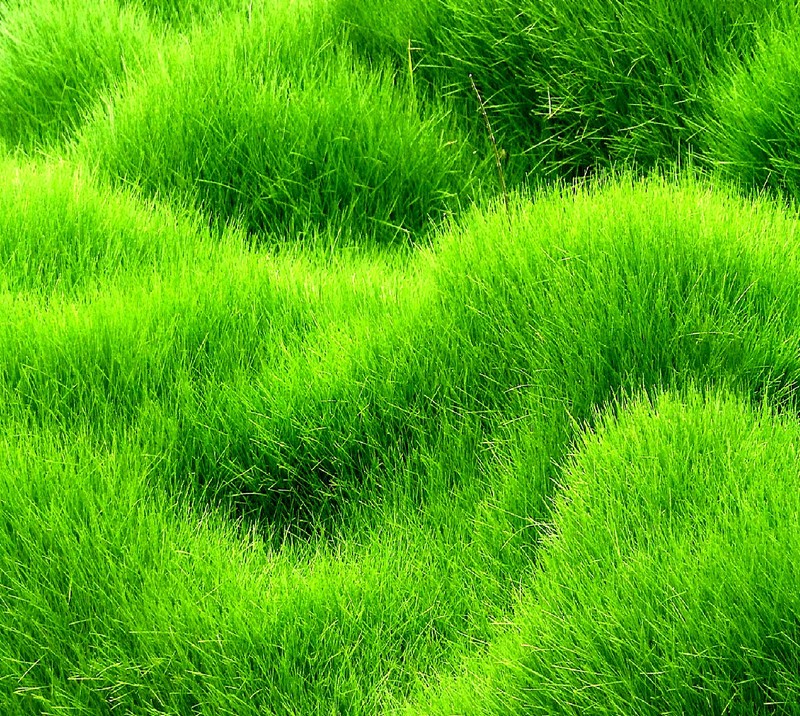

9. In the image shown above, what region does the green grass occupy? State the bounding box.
[419,388,800,715]
[332,0,798,181]
[0,156,219,296]
[74,6,488,245]
[5,0,800,713]
[124,0,240,26]
[702,13,800,201]
[0,0,155,151]
[6,171,800,712]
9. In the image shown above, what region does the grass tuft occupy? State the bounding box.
[703,12,800,202]
[75,7,487,245]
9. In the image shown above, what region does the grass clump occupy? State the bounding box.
[426,171,800,427]
[703,14,800,202]
[0,156,221,297]
[76,7,485,245]
[0,243,410,436]
[0,0,154,151]
[333,0,792,182]
[420,389,800,715]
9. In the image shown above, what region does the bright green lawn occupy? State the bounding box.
[2,0,800,714]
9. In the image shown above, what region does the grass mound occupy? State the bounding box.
[0,0,154,151]
[76,7,485,245]
[420,389,800,715]
[704,16,800,202]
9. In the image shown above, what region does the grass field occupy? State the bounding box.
[3,0,800,714]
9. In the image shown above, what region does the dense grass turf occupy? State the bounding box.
[0,0,154,151]
[6,170,800,712]
[156,171,800,538]
[5,0,800,713]
[53,0,800,242]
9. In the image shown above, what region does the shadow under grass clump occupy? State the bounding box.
[703,15,800,204]
[420,389,800,715]
[0,0,155,151]
[76,8,485,245]
[123,0,240,27]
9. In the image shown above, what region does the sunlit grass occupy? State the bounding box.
[74,6,488,245]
